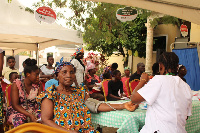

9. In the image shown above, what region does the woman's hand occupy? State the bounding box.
[140,72,149,82]
[124,101,139,112]
[29,114,37,122]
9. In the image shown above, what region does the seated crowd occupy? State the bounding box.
[0,48,191,133]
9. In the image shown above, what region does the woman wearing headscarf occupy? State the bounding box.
[70,48,85,86]
[37,61,138,133]
[85,63,104,101]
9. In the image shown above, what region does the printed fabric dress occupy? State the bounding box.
[7,79,41,127]
[36,85,99,133]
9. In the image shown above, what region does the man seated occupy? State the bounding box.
[129,63,145,83]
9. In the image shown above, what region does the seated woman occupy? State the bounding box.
[121,67,130,97]
[37,61,138,133]
[85,63,104,101]
[7,59,43,127]
[107,70,123,101]
[178,64,187,82]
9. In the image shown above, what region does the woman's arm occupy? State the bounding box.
[39,71,53,79]
[11,83,34,119]
[41,98,77,133]
[97,103,124,112]
[109,94,121,100]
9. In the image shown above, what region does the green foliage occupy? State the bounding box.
[150,15,180,28]
[25,7,34,14]
[17,51,31,57]
[83,3,147,58]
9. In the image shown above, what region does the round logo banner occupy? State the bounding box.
[35,6,56,24]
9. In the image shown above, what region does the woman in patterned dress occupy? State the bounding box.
[0,49,4,132]
[37,61,138,133]
[7,59,43,127]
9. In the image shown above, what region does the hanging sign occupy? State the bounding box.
[116,7,137,22]
[35,6,56,24]
[180,24,188,37]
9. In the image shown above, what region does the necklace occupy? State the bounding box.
[166,73,175,76]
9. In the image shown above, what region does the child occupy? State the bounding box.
[131,52,192,133]
[2,56,19,81]
[9,72,19,84]
[5,72,19,107]
[107,70,123,101]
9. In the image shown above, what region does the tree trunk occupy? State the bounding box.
[145,18,154,74]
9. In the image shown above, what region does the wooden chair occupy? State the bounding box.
[101,79,111,102]
[129,79,140,93]
[125,78,131,96]
[6,123,68,133]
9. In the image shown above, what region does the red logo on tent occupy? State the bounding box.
[35,6,56,24]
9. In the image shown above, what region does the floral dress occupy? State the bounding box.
[36,85,99,133]
[7,79,40,127]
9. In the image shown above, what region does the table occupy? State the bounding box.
[91,100,200,133]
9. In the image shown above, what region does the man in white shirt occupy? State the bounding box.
[131,52,192,133]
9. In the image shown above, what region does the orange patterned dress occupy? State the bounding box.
[36,85,99,133]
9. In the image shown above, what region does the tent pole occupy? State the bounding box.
[36,43,39,66]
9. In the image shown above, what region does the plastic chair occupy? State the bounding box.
[6,122,68,133]
[125,78,131,96]
[129,79,140,93]
[101,79,111,102]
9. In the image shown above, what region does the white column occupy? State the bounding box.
[145,18,154,74]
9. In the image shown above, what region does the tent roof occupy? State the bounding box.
[81,0,200,25]
[0,0,83,51]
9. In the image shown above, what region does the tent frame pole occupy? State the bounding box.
[36,43,39,66]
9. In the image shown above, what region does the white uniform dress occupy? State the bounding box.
[40,65,54,75]
[71,59,84,86]
[138,75,192,133]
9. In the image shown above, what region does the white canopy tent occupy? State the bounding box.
[81,0,200,25]
[0,0,83,52]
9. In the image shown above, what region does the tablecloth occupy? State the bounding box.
[91,100,200,133]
